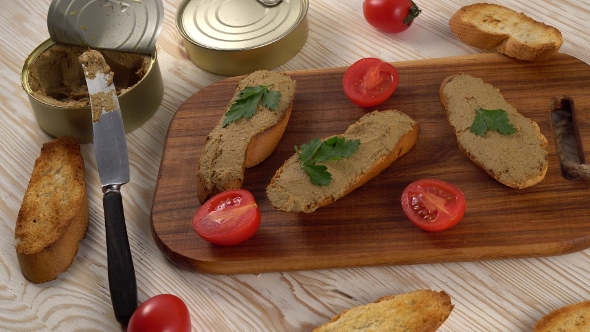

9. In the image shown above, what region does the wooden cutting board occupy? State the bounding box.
[151,53,590,275]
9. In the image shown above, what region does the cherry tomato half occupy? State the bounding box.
[363,0,422,33]
[127,294,191,332]
[192,189,261,246]
[343,58,399,108]
[400,179,466,232]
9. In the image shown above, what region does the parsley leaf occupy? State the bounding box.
[295,136,361,186]
[470,108,516,136]
[222,85,282,128]
[314,137,361,163]
[301,164,331,186]
[296,138,323,163]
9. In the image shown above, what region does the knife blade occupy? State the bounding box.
[79,50,137,325]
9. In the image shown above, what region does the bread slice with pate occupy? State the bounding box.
[313,290,454,332]
[266,110,419,213]
[439,73,548,188]
[449,3,563,61]
[196,70,296,204]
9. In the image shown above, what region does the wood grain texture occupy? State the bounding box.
[152,53,590,274]
[3,0,590,331]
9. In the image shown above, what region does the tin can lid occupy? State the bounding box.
[47,0,164,54]
[177,0,307,51]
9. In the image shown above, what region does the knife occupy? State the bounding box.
[79,50,137,325]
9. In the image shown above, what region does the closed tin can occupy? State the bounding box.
[177,0,309,76]
[21,39,163,143]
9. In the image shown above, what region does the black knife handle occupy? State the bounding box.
[103,190,137,325]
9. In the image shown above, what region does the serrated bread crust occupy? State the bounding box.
[439,73,548,189]
[196,70,296,204]
[449,3,563,61]
[15,136,88,283]
[313,290,453,332]
[534,300,590,332]
[266,110,419,213]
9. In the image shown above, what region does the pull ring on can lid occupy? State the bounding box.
[257,0,283,7]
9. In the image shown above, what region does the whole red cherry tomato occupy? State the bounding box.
[343,58,399,108]
[363,0,422,33]
[127,294,191,332]
[193,189,261,246]
[401,179,466,232]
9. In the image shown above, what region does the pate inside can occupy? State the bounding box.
[177,0,309,76]
[21,39,163,143]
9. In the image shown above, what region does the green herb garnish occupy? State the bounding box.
[222,85,282,128]
[295,136,361,186]
[470,108,516,136]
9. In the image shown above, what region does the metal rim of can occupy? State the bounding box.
[47,0,164,54]
[21,39,163,143]
[176,0,309,76]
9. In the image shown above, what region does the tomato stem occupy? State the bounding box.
[403,0,422,25]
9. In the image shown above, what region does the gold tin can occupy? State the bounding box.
[177,0,309,76]
[21,39,163,143]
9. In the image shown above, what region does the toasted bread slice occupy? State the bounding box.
[439,73,548,189]
[196,70,296,203]
[266,110,419,213]
[449,3,563,61]
[535,300,590,332]
[15,136,89,283]
[313,290,453,332]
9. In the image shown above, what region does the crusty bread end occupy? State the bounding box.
[313,290,453,332]
[449,3,563,61]
[534,301,590,332]
[15,136,88,283]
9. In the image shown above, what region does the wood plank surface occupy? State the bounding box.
[152,52,590,274]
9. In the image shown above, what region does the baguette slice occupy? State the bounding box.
[196,70,295,203]
[439,73,548,189]
[449,3,563,61]
[313,290,453,332]
[266,110,419,213]
[534,301,590,332]
[15,136,89,283]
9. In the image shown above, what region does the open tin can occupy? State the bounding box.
[21,0,164,143]
[177,0,309,76]
[22,39,163,143]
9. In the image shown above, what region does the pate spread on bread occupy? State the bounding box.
[313,290,453,332]
[15,136,89,283]
[449,3,563,61]
[266,110,419,213]
[439,73,548,189]
[196,70,295,204]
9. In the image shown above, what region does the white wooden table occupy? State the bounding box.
[2,0,590,330]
